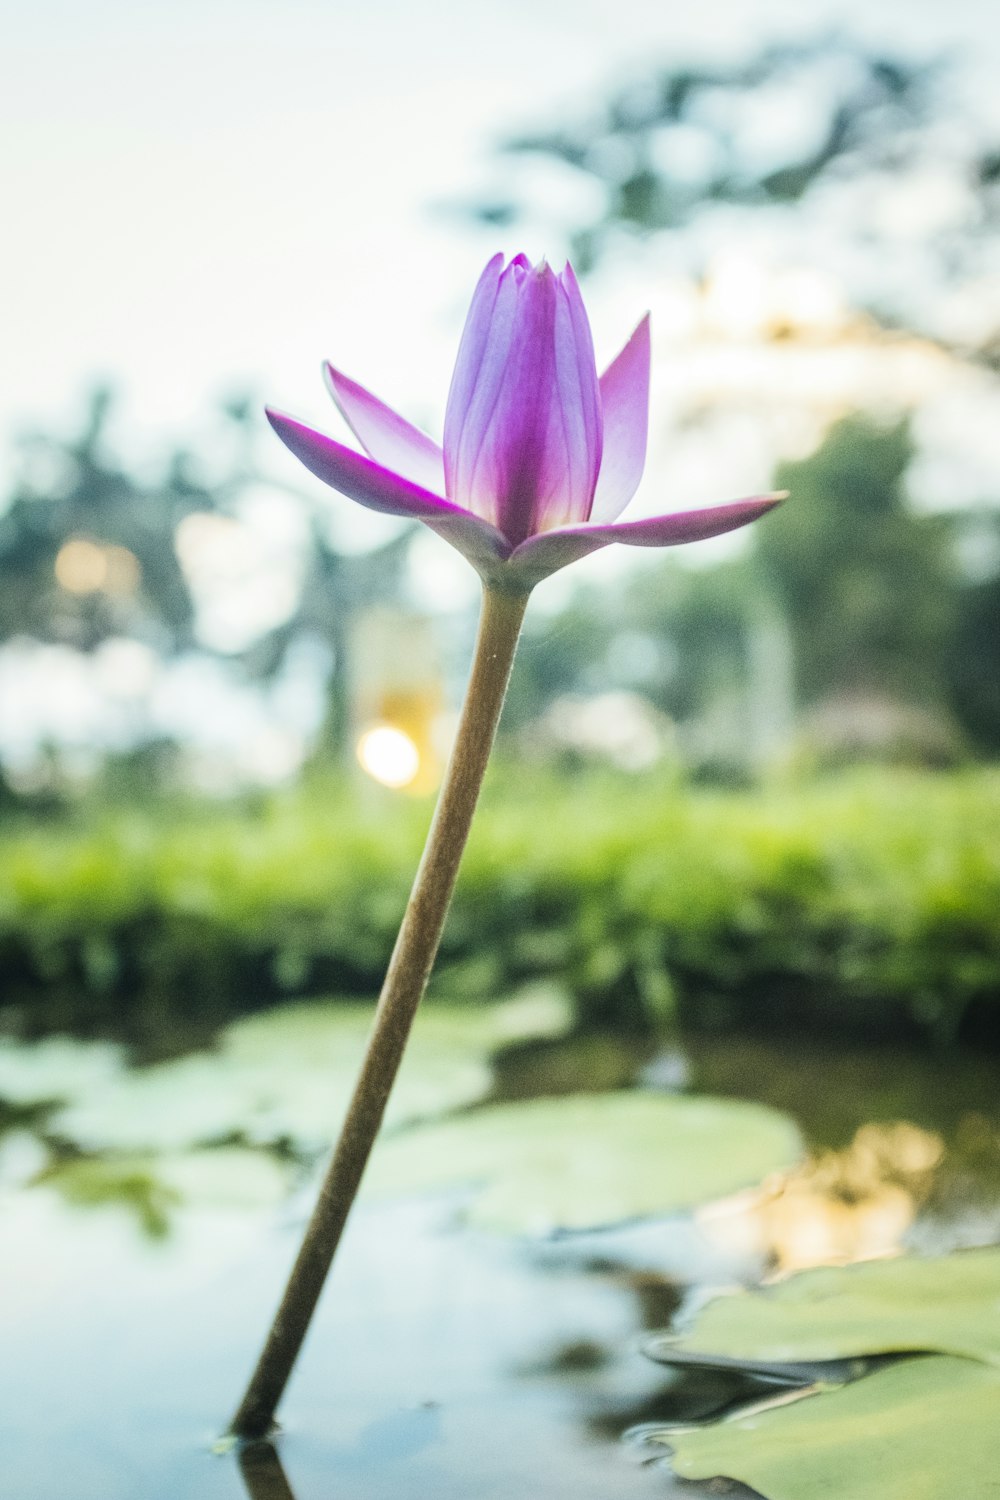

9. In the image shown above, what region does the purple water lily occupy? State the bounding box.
[267,254,782,590]
[234,256,787,1439]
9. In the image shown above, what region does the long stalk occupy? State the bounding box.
[230,583,530,1440]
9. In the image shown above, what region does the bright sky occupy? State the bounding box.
[1,0,998,778]
[2,0,998,447]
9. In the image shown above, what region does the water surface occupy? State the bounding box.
[2,1014,997,1500]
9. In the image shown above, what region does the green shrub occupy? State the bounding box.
[1,767,998,1047]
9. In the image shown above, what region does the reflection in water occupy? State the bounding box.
[238,1442,296,1500]
[1,1024,998,1500]
[587,1360,793,1442]
[699,1121,945,1272]
[234,1406,450,1500]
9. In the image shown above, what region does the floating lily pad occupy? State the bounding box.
[660,1355,1000,1500]
[35,1146,294,1236]
[365,1092,802,1233]
[49,988,572,1154]
[656,1248,1000,1368]
[0,1036,123,1110]
[35,1156,178,1239]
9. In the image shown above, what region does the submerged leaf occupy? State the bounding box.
[365,1092,802,1232]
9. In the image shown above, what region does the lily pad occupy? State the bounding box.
[0,1036,123,1110]
[660,1355,1000,1500]
[655,1248,1000,1368]
[365,1092,802,1233]
[35,1146,294,1236]
[49,988,572,1154]
[34,1156,178,1238]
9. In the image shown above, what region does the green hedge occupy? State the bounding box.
[1,767,998,1046]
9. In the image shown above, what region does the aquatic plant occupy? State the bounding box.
[231,254,781,1438]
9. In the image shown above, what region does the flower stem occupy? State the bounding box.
[229,584,530,1440]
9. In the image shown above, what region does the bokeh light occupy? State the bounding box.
[356,724,421,789]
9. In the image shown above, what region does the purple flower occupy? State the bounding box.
[267,254,783,591]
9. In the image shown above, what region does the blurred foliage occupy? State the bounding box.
[2,36,999,797]
[0,387,211,654]
[947,556,1000,753]
[0,765,997,1050]
[467,36,1000,342]
[509,415,1000,762]
[466,34,1000,762]
[245,521,412,756]
[471,37,939,260]
[763,417,963,712]
[0,386,413,759]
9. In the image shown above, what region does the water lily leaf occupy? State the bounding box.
[35,1146,294,1236]
[35,1156,178,1238]
[365,1092,802,1232]
[659,1355,1000,1500]
[49,989,572,1154]
[656,1248,1000,1368]
[0,1036,123,1110]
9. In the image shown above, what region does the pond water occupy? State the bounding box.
[1,1000,998,1500]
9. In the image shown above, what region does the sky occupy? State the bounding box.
[3,0,999,451]
[1,0,999,779]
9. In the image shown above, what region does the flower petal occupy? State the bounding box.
[444,258,602,543]
[443,256,526,529]
[505,494,787,588]
[266,409,511,576]
[548,263,603,530]
[590,315,650,523]
[443,251,508,492]
[323,363,445,494]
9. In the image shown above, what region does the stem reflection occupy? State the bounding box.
[237,1441,297,1500]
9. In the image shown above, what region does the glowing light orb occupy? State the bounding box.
[55,538,141,596]
[55,538,108,593]
[356,725,420,788]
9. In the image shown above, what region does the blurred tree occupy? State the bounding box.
[507,555,760,774]
[463,35,1000,360]
[467,40,933,239]
[0,385,417,773]
[946,511,1000,754]
[510,413,1000,768]
[462,34,1000,762]
[0,386,209,654]
[244,520,413,759]
[762,415,958,708]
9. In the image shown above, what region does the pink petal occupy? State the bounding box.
[443,252,508,496]
[266,409,511,577]
[324,363,445,494]
[443,256,526,528]
[546,263,603,531]
[443,258,602,544]
[590,315,650,523]
[505,494,787,588]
